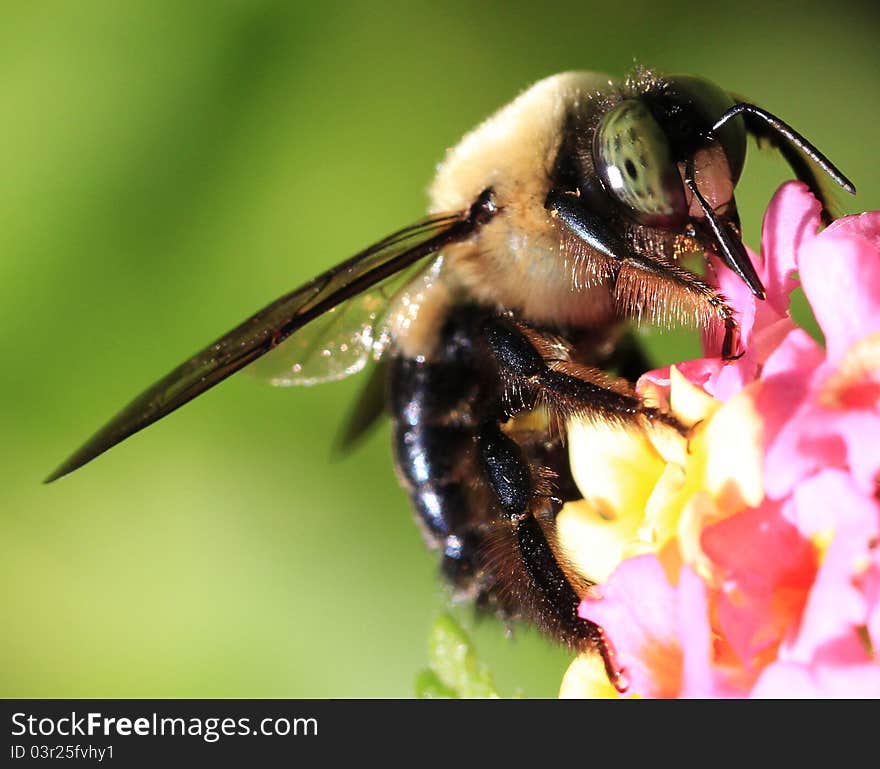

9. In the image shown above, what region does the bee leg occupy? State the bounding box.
[476,314,681,687]
[614,256,743,361]
[547,189,742,360]
[484,314,682,433]
[476,421,622,686]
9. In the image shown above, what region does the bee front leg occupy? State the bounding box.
[547,189,743,361]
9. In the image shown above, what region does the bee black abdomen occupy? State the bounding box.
[391,305,618,668]
[389,307,501,593]
[394,423,471,488]
[389,304,588,615]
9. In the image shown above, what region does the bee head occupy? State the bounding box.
[589,74,770,295]
[592,75,746,231]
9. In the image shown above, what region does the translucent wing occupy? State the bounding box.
[252,284,392,387]
[252,257,441,387]
[47,196,495,482]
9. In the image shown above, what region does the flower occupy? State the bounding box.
[558,182,880,699]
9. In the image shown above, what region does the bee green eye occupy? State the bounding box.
[593,99,687,227]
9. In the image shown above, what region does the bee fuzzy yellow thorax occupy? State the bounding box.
[430,72,622,329]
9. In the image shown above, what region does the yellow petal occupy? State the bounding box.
[669,365,719,427]
[644,419,689,468]
[642,461,688,550]
[556,499,649,583]
[811,528,835,565]
[563,417,671,582]
[677,491,725,582]
[563,364,762,585]
[567,417,667,522]
[700,387,764,510]
[559,653,624,699]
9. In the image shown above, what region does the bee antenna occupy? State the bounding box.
[685,159,766,300]
[713,103,856,195]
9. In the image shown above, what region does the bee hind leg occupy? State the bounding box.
[474,313,688,688]
[475,419,623,686]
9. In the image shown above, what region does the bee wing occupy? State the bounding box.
[251,256,442,387]
[333,358,390,454]
[251,285,391,387]
[47,203,492,483]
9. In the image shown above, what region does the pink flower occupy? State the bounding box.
[762,203,880,497]
[575,556,721,699]
[560,183,880,699]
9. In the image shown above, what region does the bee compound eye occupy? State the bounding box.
[592,99,688,228]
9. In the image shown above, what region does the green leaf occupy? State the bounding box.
[413,669,458,699]
[416,614,501,699]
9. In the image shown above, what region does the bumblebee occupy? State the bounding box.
[48,69,853,685]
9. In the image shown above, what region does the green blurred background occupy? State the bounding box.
[3,0,879,698]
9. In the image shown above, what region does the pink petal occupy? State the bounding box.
[761,353,862,500]
[785,469,867,536]
[759,181,823,314]
[799,210,880,363]
[740,329,824,499]
[866,549,880,656]
[698,250,761,392]
[761,328,824,380]
[701,502,817,666]
[763,401,848,499]
[702,351,757,401]
[643,357,736,403]
[698,183,818,395]
[677,566,722,698]
[704,252,759,352]
[785,473,878,664]
[669,358,722,391]
[752,661,880,698]
[580,557,740,698]
[833,410,880,496]
[825,209,880,249]
[763,364,880,500]
[579,556,682,698]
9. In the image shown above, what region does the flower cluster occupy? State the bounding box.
[558,183,880,698]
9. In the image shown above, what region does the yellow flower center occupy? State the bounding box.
[558,366,764,587]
